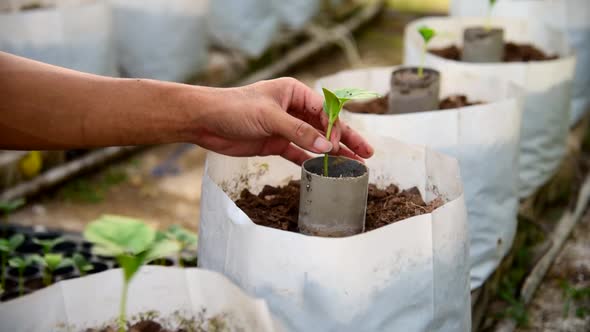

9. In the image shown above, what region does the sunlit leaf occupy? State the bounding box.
[418,25,436,44]
[84,215,156,256]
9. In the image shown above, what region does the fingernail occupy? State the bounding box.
[366,144,374,156]
[313,137,333,153]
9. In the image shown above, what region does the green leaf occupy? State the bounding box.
[8,234,24,251]
[418,25,436,44]
[84,215,156,257]
[44,253,64,271]
[116,254,144,282]
[72,253,94,272]
[322,88,342,123]
[322,88,379,125]
[33,237,64,254]
[145,232,181,263]
[8,257,25,269]
[490,0,497,6]
[0,198,25,213]
[166,225,198,248]
[332,88,380,102]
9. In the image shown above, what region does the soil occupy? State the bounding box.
[429,42,558,62]
[234,180,443,234]
[344,94,480,114]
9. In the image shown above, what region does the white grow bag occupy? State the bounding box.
[199,136,470,332]
[209,0,279,58]
[450,0,590,125]
[315,66,523,290]
[0,0,117,76]
[0,267,279,332]
[404,17,576,198]
[109,0,209,82]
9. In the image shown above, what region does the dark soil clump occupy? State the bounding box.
[429,42,558,62]
[344,94,480,114]
[235,181,443,234]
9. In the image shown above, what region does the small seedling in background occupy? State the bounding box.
[166,225,198,267]
[9,256,36,296]
[486,0,498,31]
[417,26,436,78]
[84,215,180,332]
[0,234,24,290]
[0,198,25,236]
[72,253,94,277]
[31,253,72,286]
[561,280,590,318]
[321,88,380,176]
[32,237,65,254]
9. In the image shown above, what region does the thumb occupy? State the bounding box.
[266,110,333,154]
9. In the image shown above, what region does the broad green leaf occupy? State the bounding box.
[490,0,497,6]
[322,88,342,123]
[167,225,198,248]
[145,232,181,263]
[0,240,10,252]
[8,257,25,268]
[8,234,24,251]
[33,237,64,254]
[418,26,436,44]
[116,254,144,282]
[29,254,44,266]
[44,253,64,271]
[333,88,380,102]
[72,253,94,272]
[0,198,25,213]
[84,215,156,256]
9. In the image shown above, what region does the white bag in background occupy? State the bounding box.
[404,17,576,198]
[272,0,320,30]
[199,136,470,332]
[209,0,278,58]
[108,0,209,82]
[450,0,590,126]
[0,267,280,332]
[315,66,523,290]
[0,0,117,76]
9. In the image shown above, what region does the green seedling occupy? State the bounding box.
[8,256,36,296]
[31,253,72,286]
[0,234,24,290]
[322,88,380,176]
[33,237,65,254]
[166,225,198,267]
[0,198,25,236]
[417,26,436,78]
[561,280,590,318]
[84,215,180,332]
[486,0,498,31]
[72,253,94,277]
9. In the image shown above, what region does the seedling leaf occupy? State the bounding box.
[33,237,65,254]
[84,215,156,256]
[0,198,25,213]
[72,253,94,274]
[418,26,436,44]
[166,225,198,248]
[145,232,181,263]
[0,234,24,252]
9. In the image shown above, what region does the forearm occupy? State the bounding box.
[0,52,203,149]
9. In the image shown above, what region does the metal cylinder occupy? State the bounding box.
[298,156,369,237]
[388,67,441,114]
[461,27,504,63]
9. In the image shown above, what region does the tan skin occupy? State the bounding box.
[0,52,373,165]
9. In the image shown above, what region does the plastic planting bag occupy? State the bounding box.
[404,17,576,198]
[0,267,279,331]
[209,0,278,58]
[272,0,320,30]
[450,0,590,125]
[0,0,117,76]
[315,66,523,290]
[199,136,470,332]
[108,0,209,82]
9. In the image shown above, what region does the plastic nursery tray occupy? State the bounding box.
[0,224,197,302]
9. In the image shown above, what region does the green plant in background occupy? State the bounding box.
[0,234,24,290]
[417,25,436,78]
[60,168,128,203]
[32,237,65,254]
[72,253,94,277]
[8,256,36,296]
[561,280,590,318]
[486,0,498,31]
[84,215,180,332]
[166,225,198,267]
[0,198,25,236]
[321,88,380,176]
[31,253,72,286]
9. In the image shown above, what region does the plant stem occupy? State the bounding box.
[119,280,129,332]
[42,269,52,286]
[1,253,6,290]
[18,268,24,296]
[418,44,426,78]
[323,123,334,177]
[178,252,184,268]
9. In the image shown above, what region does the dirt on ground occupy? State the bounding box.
[429,42,558,62]
[234,180,442,234]
[344,94,480,114]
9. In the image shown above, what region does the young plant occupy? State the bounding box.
[322,88,380,176]
[166,225,198,267]
[32,237,65,254]
[72,253,94,277]
[8,256,36,296]
[84,215,181,332]
[0,234,25,290]
[417,26,436,78]
[31,253,72,286]
[0,198,25,236]
[486,0,498,31]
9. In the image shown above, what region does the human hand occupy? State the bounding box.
[192,77,374,165]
